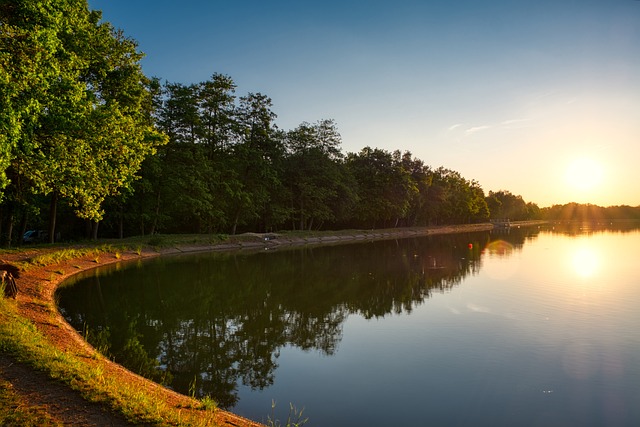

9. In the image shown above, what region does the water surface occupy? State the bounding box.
[58,225,640,426]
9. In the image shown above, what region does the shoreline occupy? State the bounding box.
[0,221,545,425]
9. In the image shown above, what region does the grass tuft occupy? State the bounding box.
[267,401,309,427]
[199,395,218,412]
[27,248,99,268]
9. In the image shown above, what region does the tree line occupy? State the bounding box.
[10,1,635,245]
[540,203,640,222]
[104,71,509,237]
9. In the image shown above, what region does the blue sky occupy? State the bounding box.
[88,0,640,207]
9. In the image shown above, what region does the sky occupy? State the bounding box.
[88,0,640,207]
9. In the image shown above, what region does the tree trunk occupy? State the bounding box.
[231,211,239,235]
[150,189,162,235]
[18,211,28,247]
[118,205,124,239]
[48,191,58,244]
[4,211,13,247]
[91,221,99,240]
[299,199,304,231]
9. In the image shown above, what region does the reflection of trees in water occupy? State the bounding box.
[58,228,546,408]
[544,221,640,236]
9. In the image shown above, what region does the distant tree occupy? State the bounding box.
[284,120,348,230]
[229,93,284,233]
[486,190,529,220]
[399,152,433,226]
[525,202,541,220]
[197,73,237,153]
[467,180,490,223]
[346,147,416,228]
[158,82,200,144]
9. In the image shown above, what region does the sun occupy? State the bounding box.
[564,157,604,193]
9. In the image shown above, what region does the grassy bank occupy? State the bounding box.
[0,236,268,426]
[0,254,224,426]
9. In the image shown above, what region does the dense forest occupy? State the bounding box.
[1,1,637,245]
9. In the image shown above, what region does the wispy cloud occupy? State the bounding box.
[450,117,533,136]
[465,125,491,135]
[501,118,530,126]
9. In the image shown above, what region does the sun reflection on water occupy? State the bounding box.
[570,244,601,279]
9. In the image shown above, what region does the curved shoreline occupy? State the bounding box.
[1,222,545,425]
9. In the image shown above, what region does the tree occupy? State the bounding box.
[147,81,228,234]
[1,0,166,242]
[197,73,236,153]
[486,190,529,220]
[228,93,284,233]
[284,120,348,230]
[399,152,432,226]
[346,147,416,228]
[423,167,488,225]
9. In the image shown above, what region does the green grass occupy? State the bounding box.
[198,395,218,412]
[0,297,220,426]
[24,248,100,269]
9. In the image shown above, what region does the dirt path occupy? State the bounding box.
[1,354,130,426]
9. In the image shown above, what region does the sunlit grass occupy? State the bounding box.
[0,297,222,426]
[26,248,100,268]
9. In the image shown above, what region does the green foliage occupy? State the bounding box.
[486,190,533,220]
[1,0,166,242]
[283,120,355,230]
[346,147,417,227]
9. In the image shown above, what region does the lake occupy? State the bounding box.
[57,224,640,426]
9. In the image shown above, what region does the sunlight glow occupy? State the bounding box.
[571,245,600,279]
[565,157,604,193]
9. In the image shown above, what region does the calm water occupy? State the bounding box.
[58,224,640,426]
